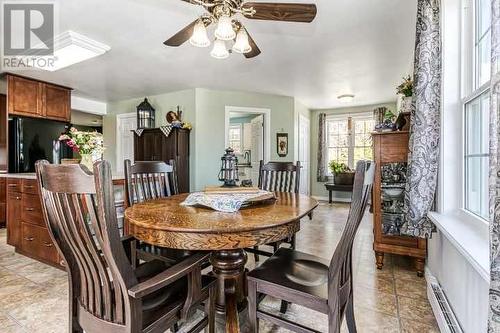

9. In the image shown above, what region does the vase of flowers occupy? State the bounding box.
[59,127,104,171]
[396,75,413,113]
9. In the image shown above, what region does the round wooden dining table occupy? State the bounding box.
[125,192,318,333]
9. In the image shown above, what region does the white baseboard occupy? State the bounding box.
[311,195,351,203]
[425,267,463,333]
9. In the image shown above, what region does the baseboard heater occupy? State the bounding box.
[426,272,463,333]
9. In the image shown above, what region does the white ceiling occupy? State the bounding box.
[5,0,417,109]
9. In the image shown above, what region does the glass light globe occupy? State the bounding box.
[210,39,229,59]
[189,20,210,48]
[232,29,252,54]
[214,15,236,41]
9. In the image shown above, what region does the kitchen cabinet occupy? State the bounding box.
[6,177,61,267]
[7,74,71,122]
[0,178,5,226]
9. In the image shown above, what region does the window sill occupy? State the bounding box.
[428,210,489,282]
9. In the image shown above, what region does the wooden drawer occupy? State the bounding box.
[21,193,43,226]
[22,179,38,195]
[0,178,5,201]
[21,222,58,264]
[37,226,58,263]
[21,222,38,257]
[0,203,5,224]
[6,179,22,193]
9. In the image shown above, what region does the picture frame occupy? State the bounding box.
[276,133,288,157]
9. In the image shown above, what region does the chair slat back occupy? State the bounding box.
[257,161,301,193]
[328,160,374,310]
[124,159,179,206]
[36,160,136,326]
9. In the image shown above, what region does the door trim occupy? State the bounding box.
[224,106,271,163]
[298,113,310,195]
[116,112,136,173]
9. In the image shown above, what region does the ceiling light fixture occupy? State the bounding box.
[337,94,355,103]
[164,1,317,60]
[214,15,236,41]
[30,31,110,71]
[210,39,229,59]
[232,28,252,54]
[189,20,210,47]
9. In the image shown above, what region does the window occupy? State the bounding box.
[228,124,242,154]
[462,0,491,220]
[326,114,375,171]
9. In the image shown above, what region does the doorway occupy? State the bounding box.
[225,106,270,187]
[116,113,137,173]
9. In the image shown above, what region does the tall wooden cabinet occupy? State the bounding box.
[372,131,427,276]
[133,128,190,193]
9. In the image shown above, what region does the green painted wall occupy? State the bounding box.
[194,88,295,190]
[103,88,298,191]
[310,102,397,199]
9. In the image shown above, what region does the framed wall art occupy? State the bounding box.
[276,133,288,157]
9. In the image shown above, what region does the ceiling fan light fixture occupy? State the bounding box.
[210,39,229,59]
[189,20,211,48]
[214,15,236,41]
[232,29,252,54]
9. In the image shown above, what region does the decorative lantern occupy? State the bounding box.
[218,147,239,187]
[136,98,155,129]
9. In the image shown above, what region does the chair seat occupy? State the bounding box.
[135,260,186,311]
[134,260,215,328]
[248,248,330,302]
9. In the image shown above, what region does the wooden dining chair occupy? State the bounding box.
[246,160,301,263]
[247,160,375,333]
[36,160,215,333]
[124,159,192,266]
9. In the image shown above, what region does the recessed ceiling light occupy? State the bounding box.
[337,94,355,103]
[30,31,110,71]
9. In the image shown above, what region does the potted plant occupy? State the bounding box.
[59,127,104,170]
[328,161,355,185]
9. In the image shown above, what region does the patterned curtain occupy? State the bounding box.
[316,113,328,182]
[401,0,441,238]
[488,0,500,330]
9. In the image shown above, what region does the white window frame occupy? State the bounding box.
[325,112,374,173]
[461,0,491,222]
[228,123,243,154]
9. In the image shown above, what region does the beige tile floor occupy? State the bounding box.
[0,202,439,332]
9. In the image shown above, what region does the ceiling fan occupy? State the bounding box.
[164,0,317,59]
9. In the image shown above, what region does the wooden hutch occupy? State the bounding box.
[133,127,190,193]
[372,130,427,276]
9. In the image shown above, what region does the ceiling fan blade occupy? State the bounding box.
[242,2,317,23]
[164,20,199,47]
[244,28,261,58]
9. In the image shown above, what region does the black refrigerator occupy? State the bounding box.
[8,116,72,173]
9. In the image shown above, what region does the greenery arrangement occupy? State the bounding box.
[59,127,104,155]
[328,161,352,174]
[384,109,396,121]
[396,75,413,97]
